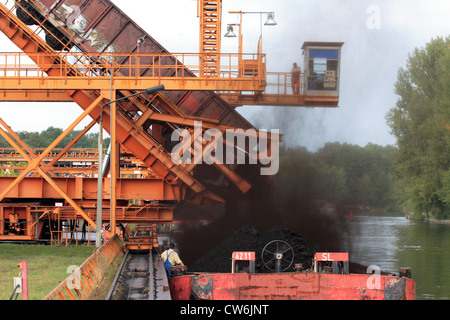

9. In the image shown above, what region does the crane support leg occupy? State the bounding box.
[0,97,104,231]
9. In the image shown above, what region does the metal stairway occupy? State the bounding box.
[199,0,222,77]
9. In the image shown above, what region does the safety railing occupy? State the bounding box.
[0,51,265,80]
[266,72,304,95]
[218,71,304,96]
[42,235,123,300]
[0,147,100,157]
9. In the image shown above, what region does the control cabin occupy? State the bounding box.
[302,41,344,98]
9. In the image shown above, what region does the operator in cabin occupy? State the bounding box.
[160,243,186,278]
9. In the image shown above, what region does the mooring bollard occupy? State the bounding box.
[399,267,412,279]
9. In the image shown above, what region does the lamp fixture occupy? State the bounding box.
[224,25,237,38]
[264,13,277,26]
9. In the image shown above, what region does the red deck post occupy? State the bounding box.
[17,261,28,300]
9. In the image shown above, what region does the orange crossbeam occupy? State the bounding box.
[47,205,174,224]
[219,92,340,108]
[0,89,71,101]
[0,176,182,201]
[0,73,265,92]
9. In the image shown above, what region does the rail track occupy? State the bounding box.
[106,225,171,300]
[106,249,171,300]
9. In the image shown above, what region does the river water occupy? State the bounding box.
[346,215,450,300]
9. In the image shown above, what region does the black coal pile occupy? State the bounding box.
[173,160,353,273]
[189,225,316,273]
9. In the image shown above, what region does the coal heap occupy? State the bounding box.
[189,225,316,273]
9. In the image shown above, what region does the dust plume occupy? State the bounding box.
[173,160,351,266]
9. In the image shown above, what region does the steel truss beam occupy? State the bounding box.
[0,98,102,229]
[0,2,281,240]
[0,3,215,201]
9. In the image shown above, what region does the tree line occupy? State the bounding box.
[0,126,399,213]
[0,126,110,149]
[386,36,449,220]
[273,143,399,214]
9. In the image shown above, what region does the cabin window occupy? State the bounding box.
[307,49,339,91]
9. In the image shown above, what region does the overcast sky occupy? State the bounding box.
[0,0,448,151]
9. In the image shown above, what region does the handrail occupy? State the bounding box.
[219,71,305,96]
[0,51,266,91]
[0,51,265,79]
[266,72,304,95]
[42,235,123,300]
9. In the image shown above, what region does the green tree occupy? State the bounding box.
[314,163,347,204]
[386,36,450,219]
[315,142,397,209]
[273,143,397,212]
[40,126,66,147]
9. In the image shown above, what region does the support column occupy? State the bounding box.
[96,118,104,248]
[110,91,117,236]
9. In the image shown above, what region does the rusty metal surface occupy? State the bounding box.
[27,0,254,129]
[384,277,407,300]
[124,224,159,252]
[169,273,416,300]
[43,234,123,300]
[191,274,214,300]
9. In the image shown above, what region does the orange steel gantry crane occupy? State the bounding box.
[0,0,268,243]
[0,0,342,244]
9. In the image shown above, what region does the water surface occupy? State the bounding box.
[347,215,450,300]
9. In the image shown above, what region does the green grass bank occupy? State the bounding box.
[0,244,95,300]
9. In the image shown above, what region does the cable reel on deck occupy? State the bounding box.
[261,240,294,273]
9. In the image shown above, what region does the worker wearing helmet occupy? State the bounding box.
[161,243,185,278]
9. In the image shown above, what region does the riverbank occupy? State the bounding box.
[428,218,450,225]
[405,213,450,225]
